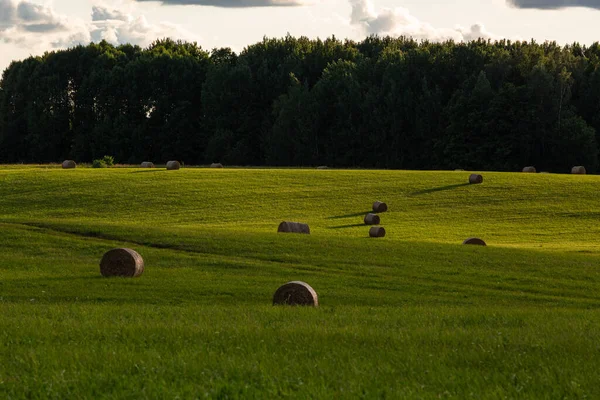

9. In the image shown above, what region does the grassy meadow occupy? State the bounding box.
[1,165,600,399]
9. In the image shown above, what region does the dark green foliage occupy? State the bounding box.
[92,155,114,168]
[1,37,599,172]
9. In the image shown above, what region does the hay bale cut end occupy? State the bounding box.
[369,226,386,238]
[62,160,76,169]
[572,166,586,175]
[372,201,388,213]
[278,221,310,234]
[273,281,318,306]
[211,163,223,168]
[522,166,536,173]
[100,248,144,277]
[469,174,483,184]
[364,213,380,225]
[140,162,155,168]
[463,238,487,246]
[166,161,181,170]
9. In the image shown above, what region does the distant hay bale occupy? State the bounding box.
[166,161,181,170]
[369,226,386,238]
[317,166,328,169]
[277,221,310,234]
[140,162,155,168]
[571,166,586,175]
[469,174,483,184]
[211,163,223,168]
[62,160,76,169]
[463,238,487,246]
[522,166,536,173]
[372,201,388,213]
[273,281,318,306]
[100,248,144,277]
[364,213,380,225]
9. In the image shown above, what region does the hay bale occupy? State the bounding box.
[140,162,155,168]
[166,161,181,170]
[211,163,223,168]
[316,166,328,169]
[369,227,386,238]
[100,248,144,277]
[522,166,536,173]
[278,221,310,234]
[273,281,318,306]
[469,174,483,184]
[463,238,487,246]
[62,160,76,169]
[572,166,586,175]
[372,201,388,213]
[364,213,380,225]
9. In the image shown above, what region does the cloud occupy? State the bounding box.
[507,0,600,9]
[0,0,198,52]
[349,0,498,42]
[132,0,316,6]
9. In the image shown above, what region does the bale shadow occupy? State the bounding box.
[327,211,372,220]
[411,183,471,196]
[327,223,365,229]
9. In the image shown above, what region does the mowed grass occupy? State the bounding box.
[1,165,600,399]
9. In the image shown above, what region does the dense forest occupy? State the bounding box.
[1,36,599,172]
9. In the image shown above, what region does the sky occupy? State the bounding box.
[0,0,599,72]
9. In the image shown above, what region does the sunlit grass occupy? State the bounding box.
[1,165,600,398]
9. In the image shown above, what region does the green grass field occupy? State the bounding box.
[1,165,600,399]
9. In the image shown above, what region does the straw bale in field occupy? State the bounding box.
[317,166,328,169]
[140,162,155,168]
[273,281,318,306]
[462,238,487,246]
[372,201,388,213]
[278,221,310,234]
[571,166,586,174]
[100,248,144,277]
[469,174,483,184]
[62,160,76,169]
[369,227,386,238]
[166,161,181,170]
[364,213,380,225]
[211,163,223,168]
[522,166,536,173]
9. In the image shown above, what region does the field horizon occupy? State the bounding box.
[1,165,600,398]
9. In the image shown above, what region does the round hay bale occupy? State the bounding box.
[166,161,181,170]
[210,163,223,168]
[463,238,487,246]
[364,213,380,225]
[62,160,76,169]
[522,166,536,173]
[277,221,310,234]
[571,166,586,175]
[369,226,386,238]
[100,248,144,277]
[140,162,155,168]
[469,174,483,184]
[372,201,388,213]
[273,281,318,306]
[316,166,328,169]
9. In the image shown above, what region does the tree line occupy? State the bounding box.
[1,36,599,172]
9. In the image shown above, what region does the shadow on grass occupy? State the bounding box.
[327,211,371,220]
[327,223,365,229]
[130,170,166,173]
[411,183,471,196]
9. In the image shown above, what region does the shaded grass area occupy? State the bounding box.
[2,166,600,398]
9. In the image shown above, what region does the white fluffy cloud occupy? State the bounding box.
[349,0,498,42]
[0,0,197,53]
[133,0,316,6]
